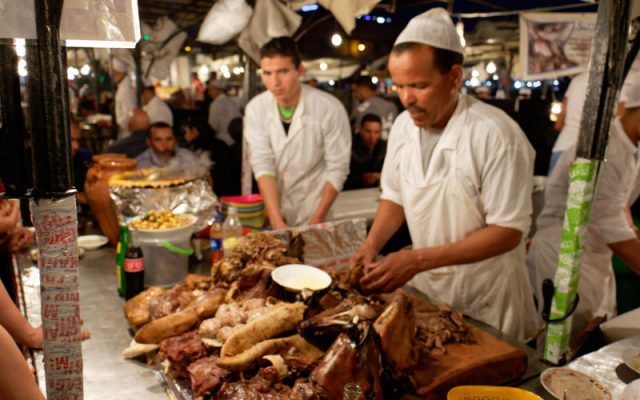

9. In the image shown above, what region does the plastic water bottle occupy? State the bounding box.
[222,207,242,257]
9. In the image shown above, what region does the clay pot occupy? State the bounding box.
[85,157,136,245]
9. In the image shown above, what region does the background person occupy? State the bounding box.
[549,72,587,173]
[142,85,173,127]
[181,117,241,196]
[106,108,150,159]
[528,79,640,341]
[244,37,351,228]
[136,122,200,170]
[345,113,387,189]
[110,58,136,139]
[351,75,398,140]
[207,80,241,147]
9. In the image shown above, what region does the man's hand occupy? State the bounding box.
[24,326,43,350]
[362,172,381,186]
[8,227,33,253]
[349,242,378,272]
[270,219,289,230]
[0,200,20,233]
[360,250,421,293]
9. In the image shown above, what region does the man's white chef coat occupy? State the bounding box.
[244,84,351,227]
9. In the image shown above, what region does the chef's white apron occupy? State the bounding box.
[401,148,538,341]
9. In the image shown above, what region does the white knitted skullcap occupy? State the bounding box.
[394,8,464,55]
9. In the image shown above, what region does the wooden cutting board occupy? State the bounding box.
[412,324,527,399]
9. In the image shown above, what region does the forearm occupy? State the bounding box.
[609,238,640,275]
[414,225,523,271]
[256,175,285,227]
[0,325,45,400]
[311,182,339,223]
[365,200,406,253]
[0,284,38,347]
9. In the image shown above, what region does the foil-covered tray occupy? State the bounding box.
[109,170,218,232]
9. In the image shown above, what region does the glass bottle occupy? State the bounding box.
[115,224,129,297]
[124,231,144,300]
[343,383,363,400]
[210,205,224,263]
[222,207,242,257]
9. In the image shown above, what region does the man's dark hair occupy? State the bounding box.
[353,75,376,90]
[148,121,173,137]
[260,36,302,67]
[361,113,382,126]
[392,42,463,74]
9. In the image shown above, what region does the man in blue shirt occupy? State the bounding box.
[136,122,200,170]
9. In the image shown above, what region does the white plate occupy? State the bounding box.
[622,350,640,374]
[271,264,332,292]
[540,368,611,400]
[77,235,109,250]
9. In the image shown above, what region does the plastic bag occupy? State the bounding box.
[197,0,252,45]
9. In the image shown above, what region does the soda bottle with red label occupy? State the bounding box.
[124,231,144,300]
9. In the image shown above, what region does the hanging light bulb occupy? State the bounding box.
[80,64,91,75]
[456,20,466,47]
[331,33,342,47]
[486,61,497,74]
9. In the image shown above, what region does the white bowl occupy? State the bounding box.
[271,264,332,292]
[128,214,197,245]
[77,235,109,250]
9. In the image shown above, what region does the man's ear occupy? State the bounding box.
[450,64,463,88]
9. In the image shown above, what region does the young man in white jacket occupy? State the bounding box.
[349,8,538,341]
[244,37,351,228]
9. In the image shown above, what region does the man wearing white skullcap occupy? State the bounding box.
[111,57,137,139]
[350,8,539,341]
[528,76,640,343]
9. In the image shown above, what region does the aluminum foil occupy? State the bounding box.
[109,177,218,232]
[273,218,367,269]
[566,335,640,399]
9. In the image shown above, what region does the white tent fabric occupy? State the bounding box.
[197,0,253,45]
[302,58,360,82]
[290,0,381,34]
[238,0,302,62]
[140,17,187,81]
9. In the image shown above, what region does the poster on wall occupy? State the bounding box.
[519,12,596,80]
[0,0,140,48]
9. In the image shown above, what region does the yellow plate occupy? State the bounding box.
[448,386,543,400]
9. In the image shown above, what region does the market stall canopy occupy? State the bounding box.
[0,0,140,48]
[302,58,360,82]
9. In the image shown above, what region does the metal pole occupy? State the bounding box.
[30,0,84,398]
[0,44,32,197]
[544,0,631,364]
[133,45,143,107]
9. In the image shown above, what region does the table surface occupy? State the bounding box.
[18,235,638,400]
